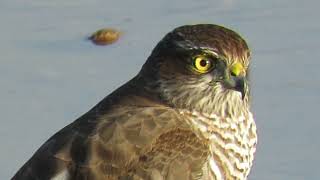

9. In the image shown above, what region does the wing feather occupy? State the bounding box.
[12,105,182,180]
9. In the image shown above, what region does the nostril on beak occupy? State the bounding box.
[230,70,237,77]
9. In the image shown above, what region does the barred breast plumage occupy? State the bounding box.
[180,110,257,180]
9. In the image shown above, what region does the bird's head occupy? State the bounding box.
[140,24,251,117]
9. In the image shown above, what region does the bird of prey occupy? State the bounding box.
[12,24,257,180]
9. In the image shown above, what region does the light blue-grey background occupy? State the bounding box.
[1,0,319,179]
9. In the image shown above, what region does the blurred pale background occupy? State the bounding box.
[0,0,319,179]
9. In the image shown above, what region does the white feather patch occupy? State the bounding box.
[51,169,69,180]
[209,157,223,180]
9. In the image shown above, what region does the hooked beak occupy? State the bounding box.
[218,62,247,99]
[223,76,246,99]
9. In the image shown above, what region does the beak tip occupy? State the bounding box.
[241,91,245,100]
[227,76,246,100]
[221,75,246,100]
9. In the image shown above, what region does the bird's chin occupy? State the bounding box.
[234,91,244,99]
[226,88,242,97]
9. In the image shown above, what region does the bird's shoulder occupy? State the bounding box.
[12,91,185,179]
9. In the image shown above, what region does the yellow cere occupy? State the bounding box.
[230,62,244,76]
[193,56,212,73]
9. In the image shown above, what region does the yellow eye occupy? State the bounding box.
[193,56,213,73]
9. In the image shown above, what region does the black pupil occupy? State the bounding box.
[200,59,208,67]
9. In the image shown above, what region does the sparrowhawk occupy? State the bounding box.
[12,24,257,180]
